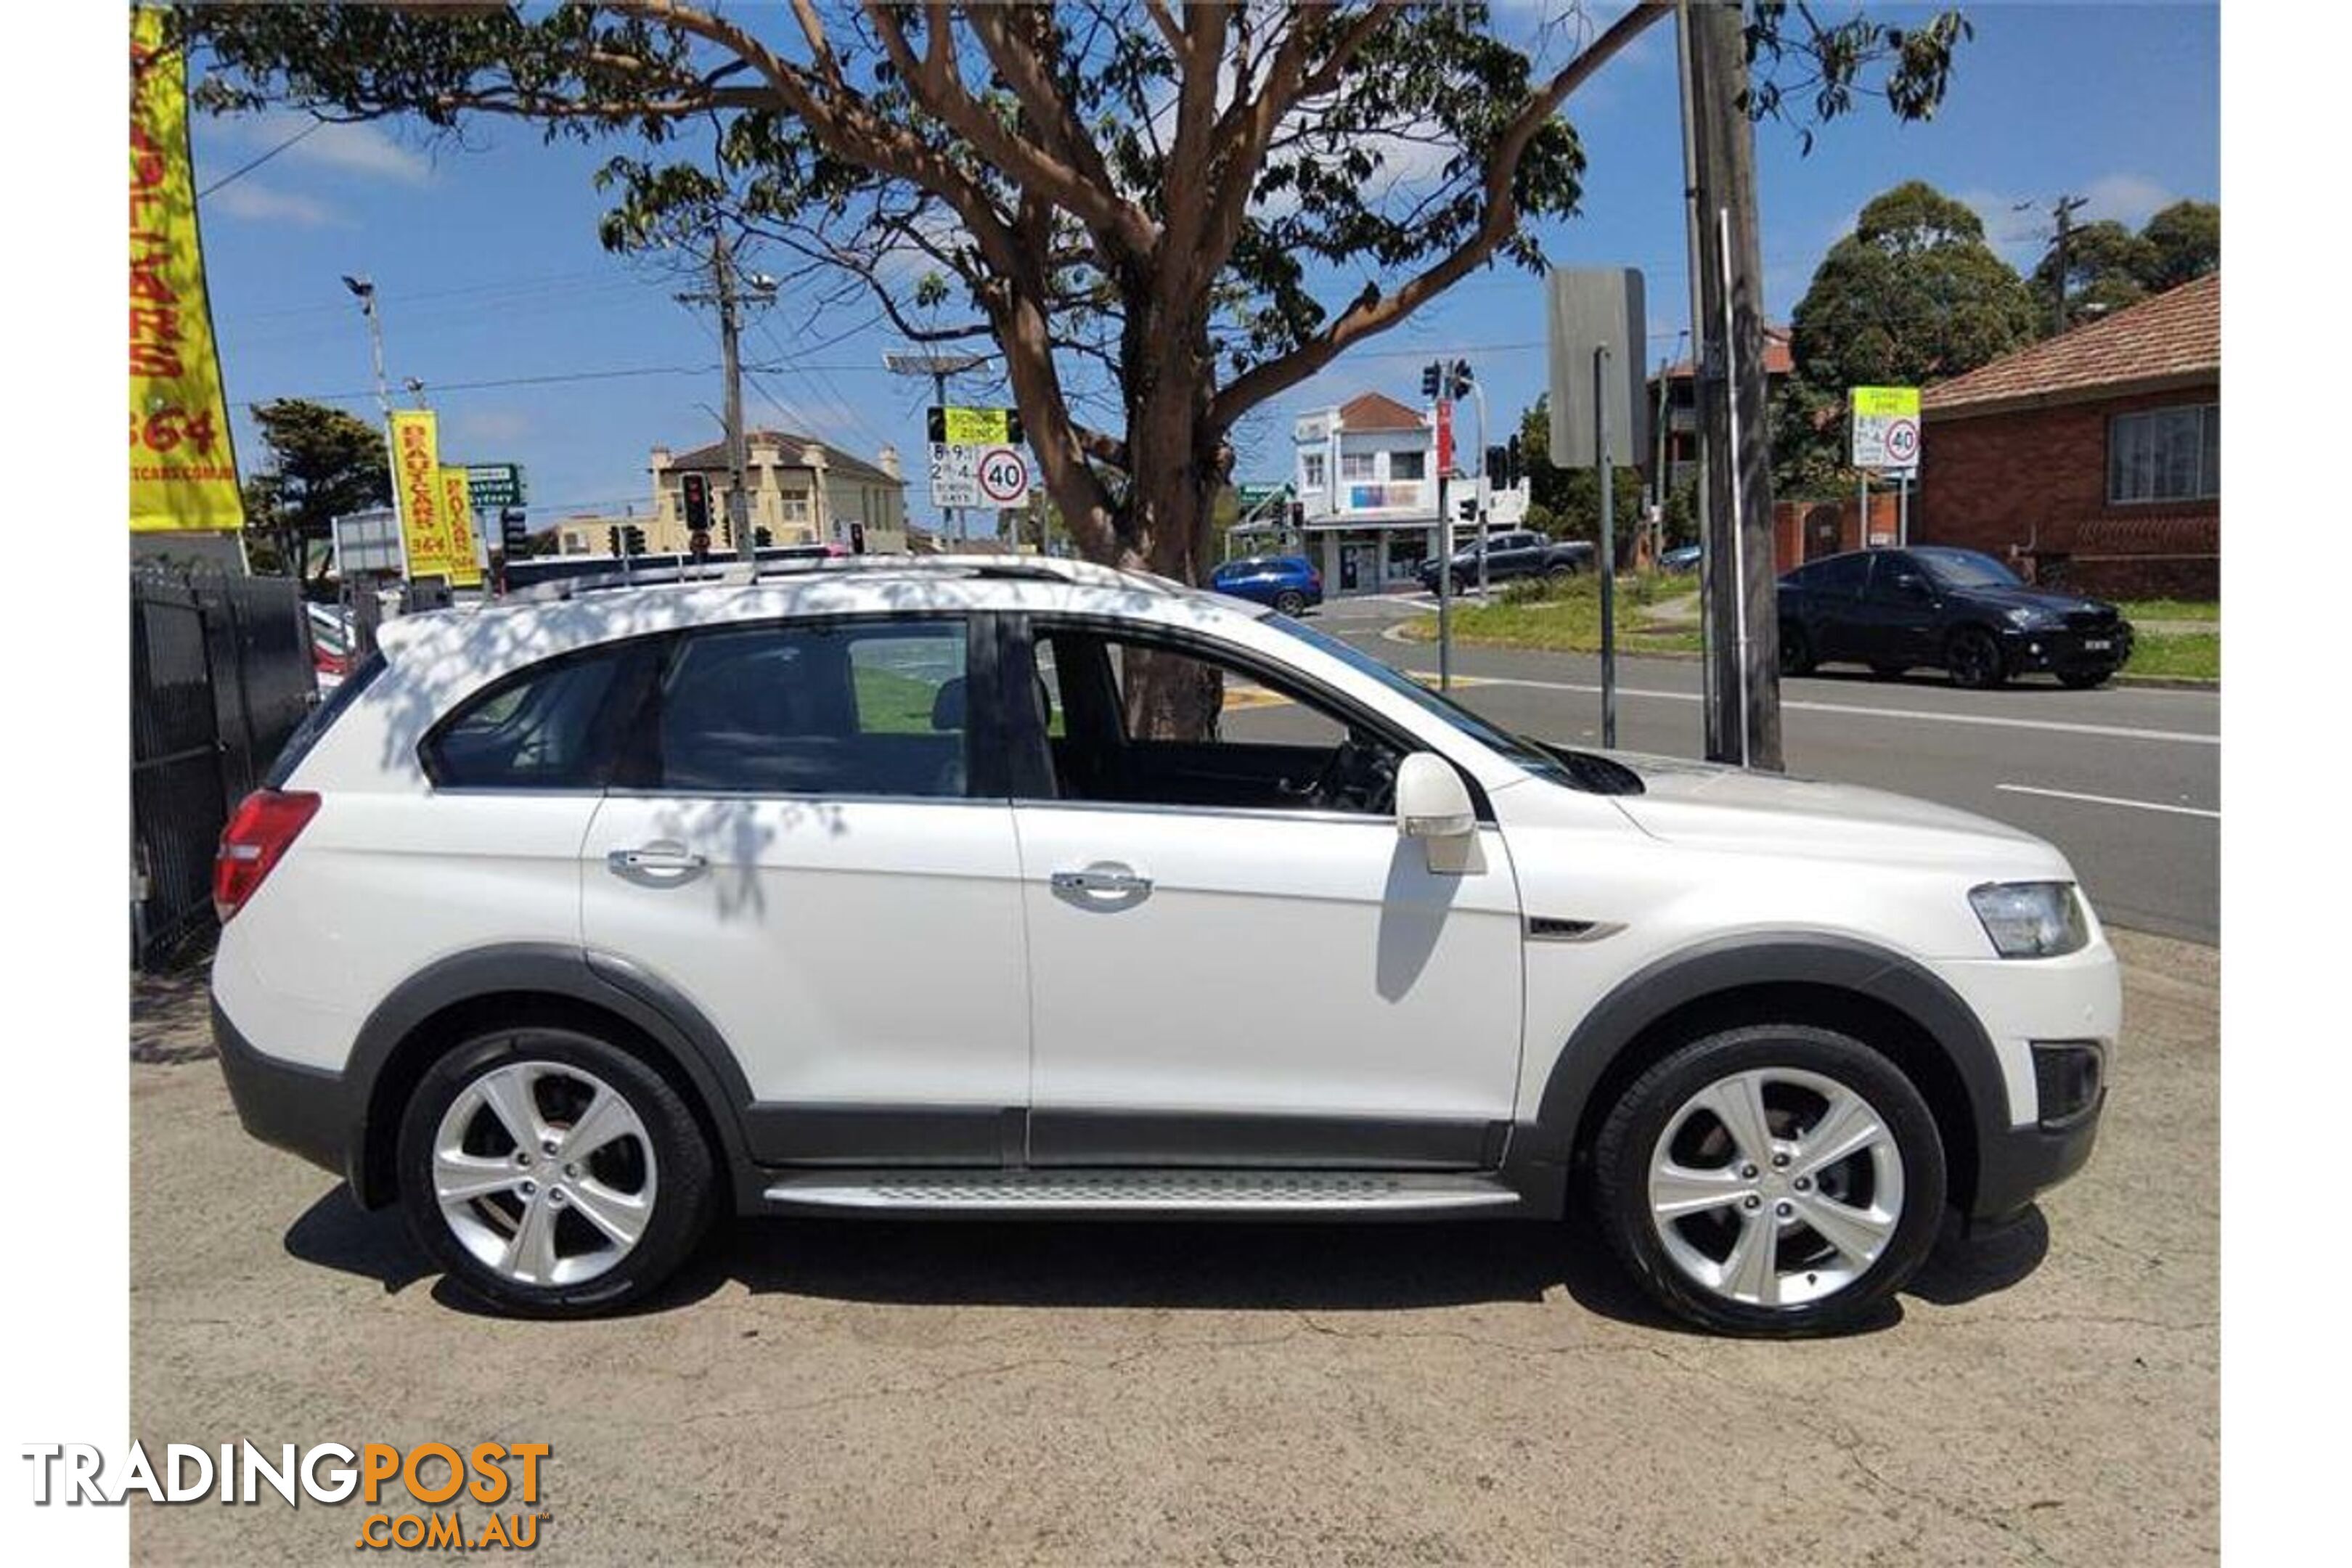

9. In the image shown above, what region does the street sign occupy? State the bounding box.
[465,463,527,509]
[926,406,1024,446]
[928,442,980,508]
[1849,386,1922,471]
[976,445,1031,507]
[330,507,405,577]
[1545,267,1650,467]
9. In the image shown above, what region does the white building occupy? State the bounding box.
[1287,391,1448,593]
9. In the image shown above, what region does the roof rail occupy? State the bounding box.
[497,550,1188,605]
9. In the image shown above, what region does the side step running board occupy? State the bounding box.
[760,1168,1524,1217]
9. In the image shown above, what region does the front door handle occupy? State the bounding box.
[608,843,709,878]
[1050,864,1153,897]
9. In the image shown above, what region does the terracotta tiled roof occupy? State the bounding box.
[662,429,903,486]
[1338,391,1428,431]
[1924,274,2218,417]
[1658,326,1794,380]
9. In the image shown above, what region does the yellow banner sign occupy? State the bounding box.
[942,406,1010,444]
[438,466,484,587]
[129,8,242,533]
[391,411,460,580]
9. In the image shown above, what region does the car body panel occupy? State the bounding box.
[1209,555,1323,610]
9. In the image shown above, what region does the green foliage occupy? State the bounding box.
[2141,200,2220,290]
[1776,179,2038,495]
[1516,393,1646,543]
[2030,200,2218,333]
[238,399,391,579]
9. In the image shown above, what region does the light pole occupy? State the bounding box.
[343,274,408,584]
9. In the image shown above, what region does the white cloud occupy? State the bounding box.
[208,180,343,228]
[2081,173,2176,229]
[229,112,434,185]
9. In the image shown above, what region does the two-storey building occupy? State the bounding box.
[1289,391,1448,593]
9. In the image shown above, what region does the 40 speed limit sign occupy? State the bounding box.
[976,445,1031,505]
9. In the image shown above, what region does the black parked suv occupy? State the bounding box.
[1416,530,1594,594]
[1778,547,2133,690]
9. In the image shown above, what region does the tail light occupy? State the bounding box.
[213,790,320,923]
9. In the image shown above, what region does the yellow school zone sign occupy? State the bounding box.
[129,7,242,533]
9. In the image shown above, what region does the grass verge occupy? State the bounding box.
[1399,573,1703,656]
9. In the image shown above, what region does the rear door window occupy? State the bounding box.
[654,619,971,798]
[422,640,663,790]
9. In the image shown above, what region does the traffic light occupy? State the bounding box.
[689,528,711,563]
[849,522,867,555]
[679,471,711,533]
[605,526,621,557]
[1420,361,1442,400]
[500,507,530,558]
[753,526,773,549]
[1485,445,1508,483]
[1506,433,1524,487]
[621,524,646,556]
[1448,359,1474,399]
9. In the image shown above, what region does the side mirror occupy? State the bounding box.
[1397,752,1475,838]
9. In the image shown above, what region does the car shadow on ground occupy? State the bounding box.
[1794,667,2094,695]
[282,1185,2051,1334]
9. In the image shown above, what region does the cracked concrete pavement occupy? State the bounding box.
[130,929,2215,1564]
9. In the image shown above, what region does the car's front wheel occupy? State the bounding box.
[396,1026,717,1317]
[1591,1024,1946,1336]
[1273,589,1307,616]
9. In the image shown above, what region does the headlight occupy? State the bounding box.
[1969,881,2090,958]
[2004,605,2057,629]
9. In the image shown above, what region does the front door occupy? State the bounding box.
[578,614,1030,1167]
[1006,621,1524,1169]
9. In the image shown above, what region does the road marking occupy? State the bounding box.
[1995,783,2219,820]
[1360,658,2218,747]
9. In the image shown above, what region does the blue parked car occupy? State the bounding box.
[1209,555,1323,615]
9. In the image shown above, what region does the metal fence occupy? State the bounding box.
[131,565,317,971]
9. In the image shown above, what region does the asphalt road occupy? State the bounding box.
[1304,595,2220,944]
[128,935,2216,1565]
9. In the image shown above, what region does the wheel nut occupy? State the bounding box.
[519,1180,537,1196]
[1742,1196,1762,1210]
[513,1151,531,1167]
[542,1139,560,1156]
[1793,1176,1813,1191]
[1775,1201,1792,1217]
[1739,1164,1758,1179]
[549,1188,568,1207]
[563,1162,579,1179]
[1771,1153,1790,1169]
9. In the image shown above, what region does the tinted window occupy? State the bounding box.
[656,619,969,797]
[1803,554,1871,592]
[1911,547,2022,589]
[424,642,658,790]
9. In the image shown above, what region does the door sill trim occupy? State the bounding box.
[756,1167,1525,1217]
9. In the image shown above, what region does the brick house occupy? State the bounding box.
[1917,274,2218,597]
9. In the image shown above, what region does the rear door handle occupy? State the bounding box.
[1050,864,1153,897]
[608,844,708,877]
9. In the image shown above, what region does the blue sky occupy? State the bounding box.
[185,1,2218,530]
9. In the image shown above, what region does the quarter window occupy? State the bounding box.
[2108,404,2218,503]
[655,620,970,797]
[423,642,660,790]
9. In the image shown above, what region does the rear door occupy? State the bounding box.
[578,614,1031,1167]
[1798,552,1872,661]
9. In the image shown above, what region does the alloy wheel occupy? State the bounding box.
[1645,1066,1905,1310]
[1949,629,2002,688]
[431,1061,657,1288]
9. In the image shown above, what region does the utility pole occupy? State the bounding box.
[1677,0,1782,770]
[713,226,754,564]
[2046,193,2089,335]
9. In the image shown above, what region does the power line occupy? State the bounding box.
[237,358,876,407]
[196,118,324,200]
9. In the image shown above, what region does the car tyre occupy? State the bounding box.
[1946,626,2006,689]
[396,1025,718,1318]
[2057,669,2112,690]
[1779,624,1815,677]
[1544,563,1576,581]
[1591,1024,1947,1337]
[1273,589,1307,616]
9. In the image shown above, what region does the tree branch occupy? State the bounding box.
[1209,0,1671,427]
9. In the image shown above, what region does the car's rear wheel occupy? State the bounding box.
[1544,563,1576,581]
[1946,626,2006,689]
[1591,1024,1946,1336]
[396,1026,716,1317]
[1273,589,1307,616]
[1779,624,1815,676]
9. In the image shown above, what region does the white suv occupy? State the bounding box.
[211,557,2116,1335]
